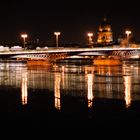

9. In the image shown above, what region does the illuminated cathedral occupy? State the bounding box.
[97,18,113,45]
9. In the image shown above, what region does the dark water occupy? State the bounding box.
[0,59,140,131]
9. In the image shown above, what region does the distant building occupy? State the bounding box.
[97,18,113,45]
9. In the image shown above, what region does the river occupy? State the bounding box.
[0,59,140,129]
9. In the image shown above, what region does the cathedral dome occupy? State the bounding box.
[97,18,113,45]
[99,18,112,32]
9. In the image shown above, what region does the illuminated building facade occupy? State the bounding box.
[97,18,113,45]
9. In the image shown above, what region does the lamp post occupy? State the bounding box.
[125,30,131,46]
[87,32,93,46]
[21,34,28,49]
[54,32,60,48]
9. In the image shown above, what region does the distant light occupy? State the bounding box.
[87,32,93,46]
[21,33,28,48]
[125,30,131,46]
[87,33,93,37]
[54,32,61,48]
[125,30,131,35]
[21,34,28,38]
[54,32,60,36]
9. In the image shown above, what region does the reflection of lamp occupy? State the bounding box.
[54,32,61,48]
[54,73,61,110]
[21,72,28,105]
[61,66,65,88]
[87,73,94,108]
[21,33,28,49]
[123,76,131,108]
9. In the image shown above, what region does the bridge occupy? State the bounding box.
[0,46,140,60]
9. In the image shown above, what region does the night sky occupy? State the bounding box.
[0,0,139,45]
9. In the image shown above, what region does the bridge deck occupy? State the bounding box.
[0,46,140,60]
[0,46,140,55]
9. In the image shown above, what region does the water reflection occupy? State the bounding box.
[0,61,27,87]
[61,65,65,89]
[87,73,94,108]
[0,60,140,117]
[123,75,132,108]
[21,72,28,105]
[54,72,61,110]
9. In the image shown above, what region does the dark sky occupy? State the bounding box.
[0,0,139,45]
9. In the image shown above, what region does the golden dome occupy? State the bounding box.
[99,18,112,32]
[97,18,113,44]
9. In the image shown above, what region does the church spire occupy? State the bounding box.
[103,17,107,22]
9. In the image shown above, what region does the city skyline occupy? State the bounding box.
[0,1,139,45]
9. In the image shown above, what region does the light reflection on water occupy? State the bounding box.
[87,73,94,108]
[123,75,131,108]
[54,72,61,110]
[0,60,140,126]
[21,72,28,105]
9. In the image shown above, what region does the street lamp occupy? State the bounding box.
[125,30,131,46]
[21,33,28,49]
[87,32,93,45]
[54,32,60,48]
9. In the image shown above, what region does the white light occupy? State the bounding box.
[125,30,131,46]
[54,32,60,36]
[21,33,28,48]
[87,33,93,37]
[87,32,93,45]
[125,30,131,35]
[21,34,28,38]
[54,32,61,48]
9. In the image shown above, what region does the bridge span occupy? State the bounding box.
[0,46,140,59]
